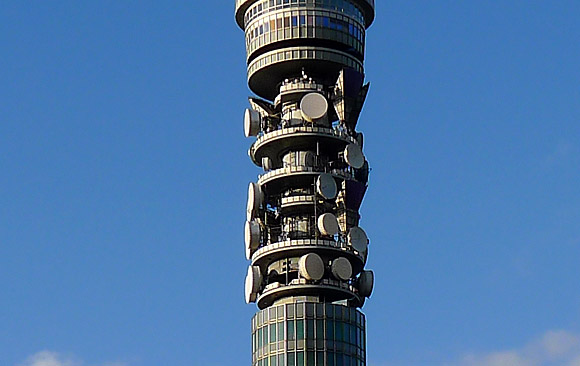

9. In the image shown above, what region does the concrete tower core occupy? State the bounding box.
[236,1,375,365]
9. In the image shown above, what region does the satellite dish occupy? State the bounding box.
[246,182,263,220]
[344,143,365,169]
[331,257,352,280]
[244,108,261,137]
[356,132,364,148]
[245,265,262,303]
[348,226,368,252]
[244,220,261,259]
[262,156,272,171]
[303,151,316,167]
[317,213,339,236]
[300,93,328,122]
[358,270,374,298]
[316,173,338,199]
[298,253,325,281]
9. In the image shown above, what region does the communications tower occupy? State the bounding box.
[236,1,375,365]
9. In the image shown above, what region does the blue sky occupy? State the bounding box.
[1,1,579,366]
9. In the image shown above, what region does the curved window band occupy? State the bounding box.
[244,0,365,27]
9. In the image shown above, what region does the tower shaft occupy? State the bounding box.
[237,1,375,365]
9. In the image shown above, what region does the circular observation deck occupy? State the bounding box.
[244,8,366,62]
[257,279,363,309]
[257,166,353,194]
[250,126,356,167]
[236,0,374,100]
[236,0,376,30]
[251,238,365,273]
[249,46,363,100]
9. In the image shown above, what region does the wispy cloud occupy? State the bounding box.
[18,351,128,366]
[541,140,578,168]
[18,351,78,366]
[453,330,580,366]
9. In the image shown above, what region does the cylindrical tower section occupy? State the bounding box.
[252,302,366,366]
[237,1,375,366]
[236,0,375,100]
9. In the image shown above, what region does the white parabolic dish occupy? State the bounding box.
[300,93,328,122]
[331,257,353,280]
[244,108,261,137]
[244,220,261,259]
[348,226,368,252]
[299,253,325,281]
[316,173,337,199]
[344,143,365,169]
[317,213,339,236]
[247,182,263,220]
[358,270,374,298]
[245,265,262,303]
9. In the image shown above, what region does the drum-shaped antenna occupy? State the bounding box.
[246,182,263,220]
[331,257,353,281]
[317,213,339,236]
[300,93,328,122]
[344,143,365,169]
[262,156,272,171]
[316,173,337,199]
[303,151,316,167]
[244,220,261,259]
[356,132,364,148]
[298,253,325,281]
[244,108,261,137]
[245,265,262,303]
[358,270,374,298]
[348,226,369,252]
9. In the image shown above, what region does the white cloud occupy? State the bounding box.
[18,351,128,366]
[19,351,78,366]
[454,330,580,366]
[541,140,577,168]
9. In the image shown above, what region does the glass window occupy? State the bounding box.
[278,354,286,366]
[307,351,315,366]
[325,304,334,318]
[317,352,324,365]
[287,353,295,366]
[336,321,343,342]
[316,320,324,339]
[297,320,304,339]
[288,320,295,340]
[270,355,277,366]
[297,352,304,365]
[270,324,277,343]
[326,320,334,340]
[278,321,284,340]
[307,319,314,339]
[287,304,294,318]
[327,352,335,366]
